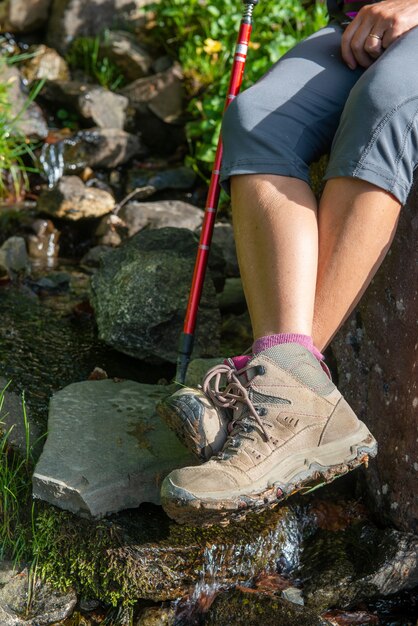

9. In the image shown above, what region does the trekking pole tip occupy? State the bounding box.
[175,332,195,385]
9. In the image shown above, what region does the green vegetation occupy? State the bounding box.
[0,385,34,562]
[0,56,42,202]
[151,0,328,175]
[66,33,125,90]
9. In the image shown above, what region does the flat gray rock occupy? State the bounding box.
[33,379,195,518]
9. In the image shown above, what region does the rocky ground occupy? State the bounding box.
[0,0,417,624]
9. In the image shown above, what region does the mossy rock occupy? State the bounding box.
[34,503,299,606]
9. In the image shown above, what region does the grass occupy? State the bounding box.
[0,53,43,202]
[0,384,34,563]
[66,32,125,91]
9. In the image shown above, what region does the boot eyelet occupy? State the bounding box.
[256,407,267,416]
[256,365,266,376]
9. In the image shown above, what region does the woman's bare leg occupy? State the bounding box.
[313,177,401,351]
[231,174,318,339]
[231,174,401,348]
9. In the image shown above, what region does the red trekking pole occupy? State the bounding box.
[176,0,258,384]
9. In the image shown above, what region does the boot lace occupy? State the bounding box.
[201,362,270,443]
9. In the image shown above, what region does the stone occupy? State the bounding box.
[117,199,203,236]
[0,237,30,275]
[302,524,418,611]
[26,219,60,265]
[136,606,176,625]
[37,176,115,220]
[8,0,52,32]
[80,245,113,270]
[212,222,239,278]
[99,30,153,82]
[122,63,184,124]
[62,128,146,170]
[0,568,76,625]
[47,0,155,53]
[35,503,301,603]
[1,66,48,140]
[0,562,19,586]
[94,214,127,246]
[90,227,222,364]
[331,183,418,533]
[33,379,195,517]
[204,589,323,626]
[42,80,129,129]
[124,166,196,199]
[21,45,70,83]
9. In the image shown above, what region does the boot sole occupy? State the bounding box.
[157,398,208,461]
[161,425,378,527]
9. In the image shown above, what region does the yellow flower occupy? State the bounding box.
[248,40,261,50]
[203,38,222,55]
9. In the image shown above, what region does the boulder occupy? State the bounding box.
[33,379,196,517]
[47,0,156,53]
[117,199,203,236]
[21,45,70,83]
[37,176,115,220]
[332,182,418,533]
[7,0,52,32]
[42,80,129,129]
[90,227,222,363]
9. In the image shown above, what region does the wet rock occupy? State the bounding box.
[33,379,195,516]
[124,166,196,199]
[99,30,153,82]
[0,236,29,276]
[302,524,418,612]
[0,567,76,625]
[90,228,222,363]
[21,45,70,83]
[37,175,115,220]
[203,589,324,626]
[94,213,128,246]
[137,606,176,625]
[1,66,48,140]
[122,63,184,124]
[42,80,129,129]
[7,0,52,32]
[35,503,301,603]
[117,199,203,236]
[27,219,60,265]
[62,128,146,170]
[47,0,155,53]
[332,182,418,532]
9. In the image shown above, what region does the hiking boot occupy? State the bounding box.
[160,343,377,526]
[157,386,230,461]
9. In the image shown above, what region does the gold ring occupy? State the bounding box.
[368,33,383,40]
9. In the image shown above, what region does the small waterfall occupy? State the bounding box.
[39,142,65,188]
[174,509,302,623]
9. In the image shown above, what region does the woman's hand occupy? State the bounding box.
[342,0,418,69]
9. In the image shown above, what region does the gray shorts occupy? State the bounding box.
[220,23,418,204]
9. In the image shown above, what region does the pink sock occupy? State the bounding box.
[252,333,324,361]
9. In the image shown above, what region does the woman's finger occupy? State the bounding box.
[363,31,384,58]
